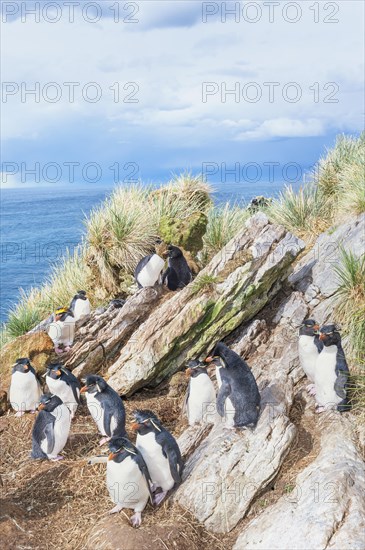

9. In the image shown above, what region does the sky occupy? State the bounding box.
[1,0,364,188]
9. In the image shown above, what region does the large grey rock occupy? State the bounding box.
[107,215,305,395]
[289,214,365,297]
[233,415,365,550]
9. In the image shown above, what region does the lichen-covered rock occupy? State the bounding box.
[233,415,365,550]
[107,214,305,395]
[0,331,54,391]
[159,211,208,255]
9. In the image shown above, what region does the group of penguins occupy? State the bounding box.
[46,244,192,355]
[8,316,350,527]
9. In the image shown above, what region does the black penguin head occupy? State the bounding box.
[108,436,137,461]
[80,374,107,394]
[12,357,32,374]
[38,393,62,412]
[319,324,342,346]
[185,359,208,378]
[131,409,163,434]
[299,319,320,337]
[77,290,87,296]
[166,245,183,259]
[46,363,64,380]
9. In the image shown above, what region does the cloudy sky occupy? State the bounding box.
[1,0,364,188]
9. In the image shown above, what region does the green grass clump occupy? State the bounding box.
[201,203,249,263]
[190,274,220,295]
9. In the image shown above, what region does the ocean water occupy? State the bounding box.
[0,181,291,323]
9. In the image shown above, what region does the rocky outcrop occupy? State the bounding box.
[64,287,164,378]
[107,214,305,395]
[0,331,54,390]
[233,415,365,550]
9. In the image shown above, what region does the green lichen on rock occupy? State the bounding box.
[158,211,208,254]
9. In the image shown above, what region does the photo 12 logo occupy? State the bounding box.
[1,1,140,24]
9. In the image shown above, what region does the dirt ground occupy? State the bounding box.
[0,379,323,550]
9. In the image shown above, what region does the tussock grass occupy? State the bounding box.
[333,249,365,414]
[201,202,249,263]
[268,133,365,241]
[190,274,219,295]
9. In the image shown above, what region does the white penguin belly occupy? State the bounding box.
[106,457,150,512]
[136,432,174,492]
[315,347,342,409]
[299,336,319,382]
[86,393,107,435]
[48,318,75,346]
[10,372,41,412]
[137,255,165,287]
[224,397,236,427]
[41,404,71,458]
[188,374,216,425]
[46,377,79,418]
[73,299,91,321]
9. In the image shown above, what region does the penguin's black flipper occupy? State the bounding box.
[334,371,349,400]
[61,367,81,404]
[157,431,183,485]
[31,411,55,459]
[135,453,154,504]
[217,381,231,417]
[313,335,324,353]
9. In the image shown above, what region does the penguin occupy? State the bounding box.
[132,409,183,505]
[162,245,192,290]
[69,290,91,321]
[205,342,261,429]
[298,319,323,395]
[47,307,75,354]
[31,393,71,461]
[81,375,126,445]
[104,436,153,526]
[9,358,42,416]
[134,254,165,289]
[314,325,351,413]
[184,360,216,426]
[45,363,81,419]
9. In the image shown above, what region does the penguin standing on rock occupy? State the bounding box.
[45,363,81,419]
[134,254,165,288]
[105,436,153,526]
[314,325,351,413]
[205,342,261,429]
[81,375,126,445]
[298,319,323,395]
[132,409,183,505]
[69,290,91,321]
[47,307,75,354]
[31,393,71,461]
[162,245,192,290]
[9,358,42,416]
[184,360,216,426]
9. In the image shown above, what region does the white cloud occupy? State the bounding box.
[236,118,325,140]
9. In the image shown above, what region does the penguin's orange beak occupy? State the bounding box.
[108,452,117,461]
[319,333,326,341]
[313,324,320,331]
[205,356,213,363]
[131,422,141,431]
[185,368,192,377]
[80,386,88,393]
[38,403,46,411]
[56,370,62,376]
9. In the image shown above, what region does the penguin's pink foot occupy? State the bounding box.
[315,406,326,414]
[55,347,64,355]
[29,410,36,414]
[51,455,64,461]
[109,503,123,514]
[306,384,316,395]
[15,411,25,417]
[99,437,111,446]
[150,482,158,492]
[130,512,142,527]
[153,491,167,506]
[64,346,71,353]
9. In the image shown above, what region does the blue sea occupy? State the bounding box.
[0,180,294,323]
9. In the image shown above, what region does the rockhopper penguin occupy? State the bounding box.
[81,375,126,445]
[69,290,91,321]
[31,393,71,461]
[134,254,165,288]
[205,342,261,429]
[47,307,75,354]
[45,363,81,419]
[132,409,183,505]
[162,245,192,290]
[298,319,323,395]
[9,358,42,416]
[184,360,216,426]
[314,325,351,413]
